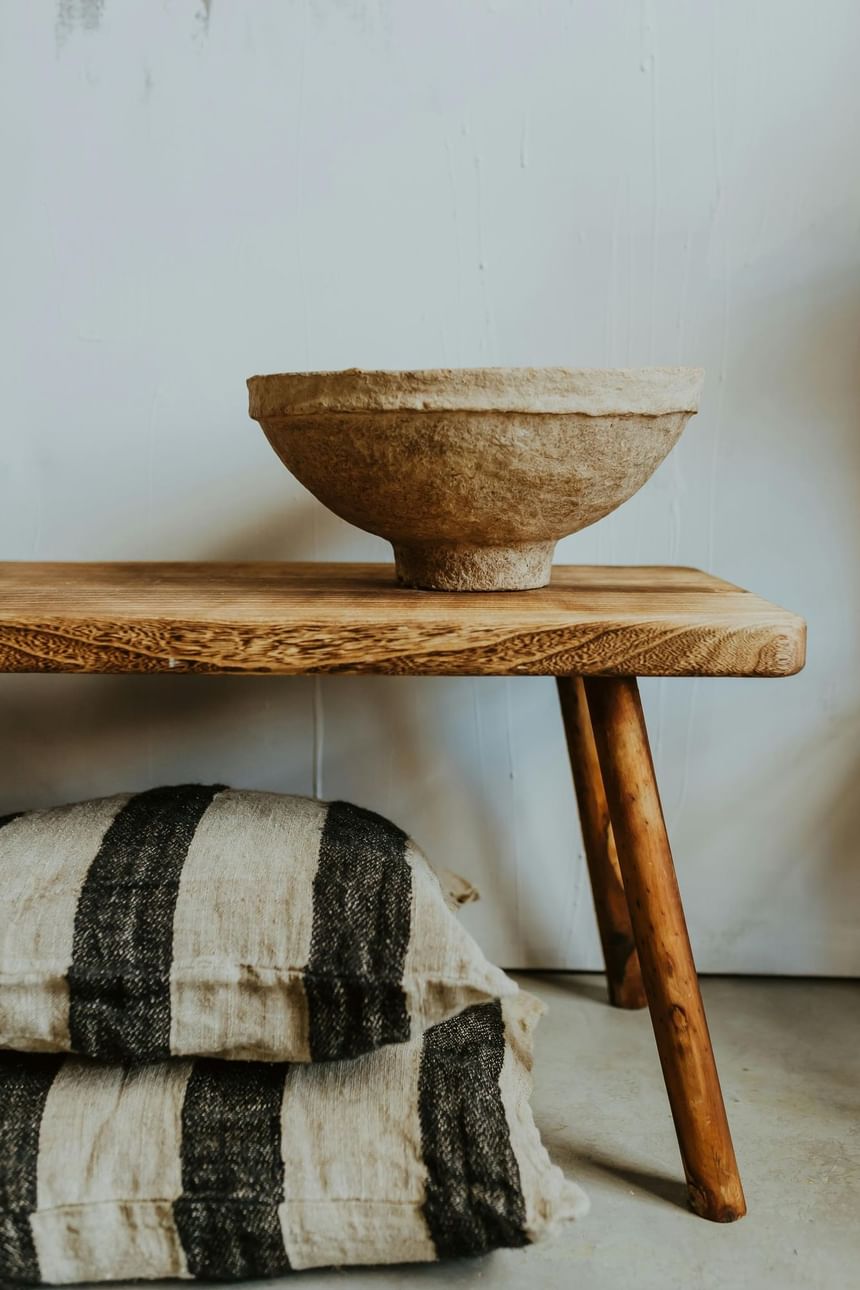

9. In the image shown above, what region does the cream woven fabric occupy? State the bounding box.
[0,788,514,1063]
[0,993,587,1282]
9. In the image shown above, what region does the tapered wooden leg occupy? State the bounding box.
[584,676,746,1223]
[557,677,646,1009]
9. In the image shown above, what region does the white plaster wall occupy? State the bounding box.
[1,0,858,973]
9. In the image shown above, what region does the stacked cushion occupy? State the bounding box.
[0,787,586,1280]
[0,787,514,1062]
[0,995,586,1282]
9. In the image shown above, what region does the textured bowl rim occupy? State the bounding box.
[247,366,705,418]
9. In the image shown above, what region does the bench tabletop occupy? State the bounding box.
[0,562,806,678]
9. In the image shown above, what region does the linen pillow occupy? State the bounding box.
[0,993,587,1283]
[0,786,514,1063]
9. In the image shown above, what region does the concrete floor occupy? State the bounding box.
[281,973,860,1290]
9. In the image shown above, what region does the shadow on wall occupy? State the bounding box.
[651,261,860,976]
[723,266,860,976]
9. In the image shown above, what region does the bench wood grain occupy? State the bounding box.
[0,562,806,677]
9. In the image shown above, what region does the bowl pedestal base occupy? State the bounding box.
[392,540,555,592]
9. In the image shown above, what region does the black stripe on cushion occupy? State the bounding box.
[0,1052,63,1283]
[67,784,223,1062]
[173,1059,290,1279]
[304,799,412,1062]
[418,1001,529,1258]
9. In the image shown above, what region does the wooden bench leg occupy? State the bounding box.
[583,675,747,1222]
[557,677,646,1009]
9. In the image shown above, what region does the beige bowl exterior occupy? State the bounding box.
[247,367,704,591]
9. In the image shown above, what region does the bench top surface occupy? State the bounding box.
[0,561,806,678]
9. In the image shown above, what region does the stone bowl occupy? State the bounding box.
[247,366,704,591]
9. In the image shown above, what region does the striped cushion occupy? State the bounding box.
[0,994,587,1282]
[0,787,514,1063]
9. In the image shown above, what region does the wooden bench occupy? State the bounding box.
[0,561,807,1223]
